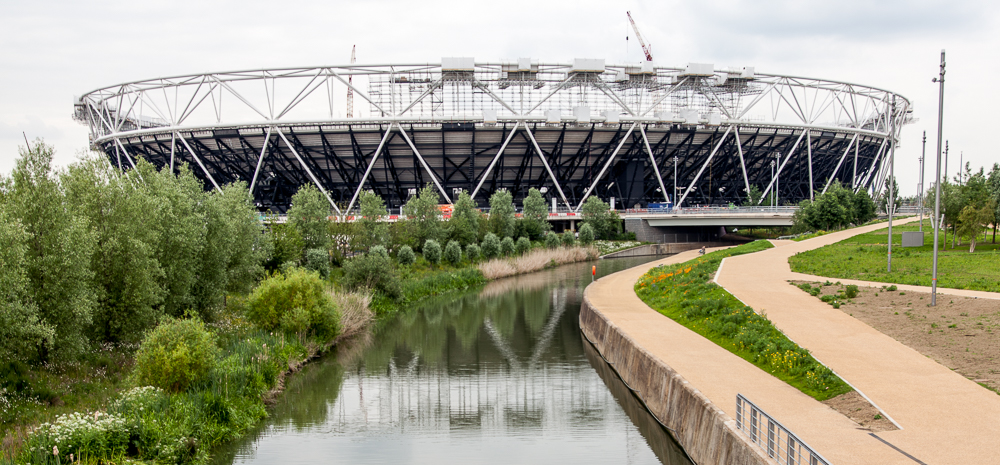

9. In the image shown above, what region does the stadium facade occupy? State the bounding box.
[75,58,909,214]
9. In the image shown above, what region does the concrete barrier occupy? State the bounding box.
[579,297,772,465]
[601,242,735,259]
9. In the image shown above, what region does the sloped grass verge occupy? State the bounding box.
[635,241,852,401]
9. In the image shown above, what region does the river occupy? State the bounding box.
[213,257,693,464]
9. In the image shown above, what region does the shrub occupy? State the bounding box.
[465,243,481,262]
[133,318,218,392]
[397,245,415,265]
[844,284,859,299]
[578,223,595,245]
[500,236,515,256]
[369,245,389,260]
[515,236,531,255]
[444,240,462,265]
[303,247,329,278]
[561,231,575,247]
[886,285,898,291]
[343,251,402,298]
[423,239,442,265]
[246,268,340,340]
[545,232,560,249]
[481,233,500,259]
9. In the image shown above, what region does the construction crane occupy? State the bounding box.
[627,11,653,62]
[346,45,355,118]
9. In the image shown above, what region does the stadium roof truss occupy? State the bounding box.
[75,59,910,213]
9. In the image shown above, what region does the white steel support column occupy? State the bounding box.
[113,137,140,171]
[249,126,273,195]
[522,124,571,210]
[639,124,670,204]
[175,132,221,192]
[575,122,637,212]
[733,126,751,197]
[822,134,858,194]
[275,129,341,215]
[858,138,888,193]
[471,122,520,200]
[676,125,733,208]
[806,131,814,200]
[759,130,807,202]
[169,132,176,172]
[396,124,452,204]
[345,124,394,214]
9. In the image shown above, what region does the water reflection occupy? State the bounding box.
[216,257,690,464]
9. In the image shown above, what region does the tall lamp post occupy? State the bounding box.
[931,50,946,306]
[775,153,781,207]
[887,96,896,273]
[769,159,776,209]
[919,131,926,232]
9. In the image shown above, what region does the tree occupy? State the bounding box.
[987,163,1000,243]
[267,222,305,269]
[742,185,764,207]
[465,243,481,262]
[561,231,576,247]
[6,140,96,361]
[403,184,443,249]
[355,190,389,252]
[578,223,595,245]
[0,206,53,362]
[500,236,515,256]
[62,156,164,342]
[423,239,442,265]
[877,176,901,215]
[851,189,878,224]
[444,240,462,265]
[481,232,500,259]
[397,245,416,265]
[449,190,481,246]
[958,202,995,252]
[581,197,621,240]
[488,189,515,238]
[288,184,331,251]
[515,236,531,255]
[545,231,560,249]
[521,188,550,239]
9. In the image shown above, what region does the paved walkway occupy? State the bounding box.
[717,221,1000,464]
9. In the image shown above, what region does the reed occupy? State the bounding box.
[478,246,598,280]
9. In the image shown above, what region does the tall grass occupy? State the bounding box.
[478,246,599,280]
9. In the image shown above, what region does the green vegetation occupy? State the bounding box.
[792,181,877,232]
[246,269,340,340]
[635,241,852,401]
[789,223,1000,292]
[133,318,219,393]
[594,240,645,255]
[581,196,622,239]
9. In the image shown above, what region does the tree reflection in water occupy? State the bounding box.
[215,257,684,465]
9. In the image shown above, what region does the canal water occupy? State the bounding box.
[214,257,693,465]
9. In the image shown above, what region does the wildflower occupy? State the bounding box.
[53,445,58,456]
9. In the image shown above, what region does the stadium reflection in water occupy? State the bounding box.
[214,257,692,465]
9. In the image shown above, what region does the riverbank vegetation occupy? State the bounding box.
[1,140,625,463]
[634,241,853,401]
[789,223,1000,292]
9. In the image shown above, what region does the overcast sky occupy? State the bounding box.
[2,0,997,195]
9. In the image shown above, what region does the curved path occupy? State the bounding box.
[717,221,1000,464]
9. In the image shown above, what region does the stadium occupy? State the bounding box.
[74,58,909,215]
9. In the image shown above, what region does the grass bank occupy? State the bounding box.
[478,246,599,280]
[634,241,852,401]
[789,223,1000,292]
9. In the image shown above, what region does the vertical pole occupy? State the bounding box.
[673,156,678,210]
[931,50,946,307]
[919,131,926,232]
[887,97,896,273]
[775,153,780,207]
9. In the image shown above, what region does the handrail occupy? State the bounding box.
[736,394,831,465]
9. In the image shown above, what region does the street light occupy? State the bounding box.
[673,156,679,208]
[931,50,946,306]
[775,153,781,207]
[919,131,926,232]
[769,159,776,209]
[887,96,896,273]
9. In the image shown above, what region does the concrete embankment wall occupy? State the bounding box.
[601,242,734,259]
[579,297,771,465]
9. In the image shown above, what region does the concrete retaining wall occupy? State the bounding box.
[579,297,772,465]
[601,242,734,259]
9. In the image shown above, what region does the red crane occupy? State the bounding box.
[346,45,356,118]
[627,11,653,62]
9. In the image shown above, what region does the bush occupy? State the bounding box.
[444,240,462,265]
[303,247,329,278]
[500,236,515,256]
[465,243,481,262]
[886,285,898,292]
[578,223,595,245]
[133,318,218,392]
[423,239,442,265]
[343,251,402,298]
[481,233,500,259]
[515,236,531,255]
[545,232,560,249]
[246,268,340,340]
[369,245,389,260]
[397,245,415,265]
[844,284,859,299]
[561,231,575,247]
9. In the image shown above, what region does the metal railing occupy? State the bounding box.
[736,394,831,465]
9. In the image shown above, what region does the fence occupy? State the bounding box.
[736,394,831,465]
